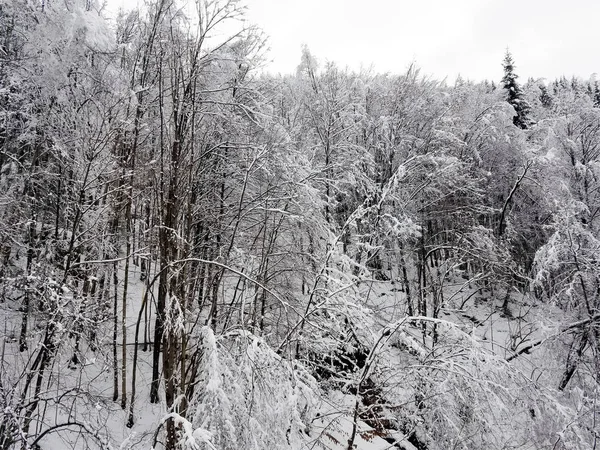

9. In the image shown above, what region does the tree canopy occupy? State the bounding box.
[0,2,598,450]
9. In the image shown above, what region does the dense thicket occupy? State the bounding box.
[0,1,598,449]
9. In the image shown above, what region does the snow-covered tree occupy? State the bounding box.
[501,51,533,129]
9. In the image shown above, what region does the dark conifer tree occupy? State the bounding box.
[539,84,553,109]
[594,81,600,108]
[552,80,560,95]
[501,51,532,129]
[586,82,594,98]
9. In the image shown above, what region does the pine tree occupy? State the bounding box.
[501,51,532,129]
[559,76,569,91]
[594,81,600,108]
[586,82,594,98]
[552,79,559,95]
[539,84,553,109]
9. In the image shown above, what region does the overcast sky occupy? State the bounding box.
[108,0,599,82]
[240,0,599,82]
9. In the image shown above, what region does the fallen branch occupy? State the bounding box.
[506,313,600,362]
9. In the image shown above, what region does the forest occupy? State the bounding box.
[0,0,599,449]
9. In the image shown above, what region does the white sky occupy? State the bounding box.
[243,0,600,82]
[107,0,600,82]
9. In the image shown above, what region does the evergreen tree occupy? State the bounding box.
[501,51,532,129]
[594,81,600,108]
[539,84,553,109]
[552,79,560,95]
[586,82,594,98]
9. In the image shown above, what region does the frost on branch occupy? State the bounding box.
[182,327,317,449]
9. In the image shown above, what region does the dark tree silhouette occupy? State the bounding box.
[501,51,532,129]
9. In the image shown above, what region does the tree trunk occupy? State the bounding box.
[112,264,119,402]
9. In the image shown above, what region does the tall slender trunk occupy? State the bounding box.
[112,263,119,402]
[19,221,35,352]
[127,286,149,428]
[54,166,62,240]
[21,322,55,443]
[150,246,167,404]
[121,230,130,410]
